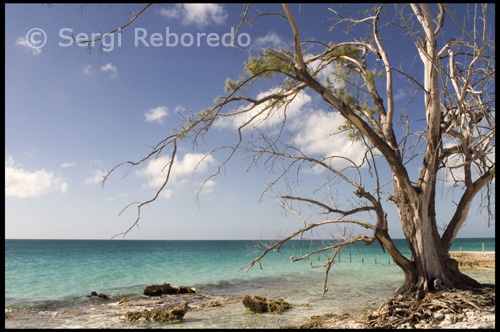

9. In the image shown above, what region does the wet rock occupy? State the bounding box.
[118,298,134,305]
[242,295,291,313]
[87,291,108,299]
[125,302,188,323]
[143,283,196,297]
[201,300,223,307]
[192,296,241,309]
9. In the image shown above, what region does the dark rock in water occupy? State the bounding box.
[143,283,196,296]
[125,302,189,323]
[87,291,108,299]
[242,295,291,313]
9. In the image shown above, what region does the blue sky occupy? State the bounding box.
[5,4,495,240]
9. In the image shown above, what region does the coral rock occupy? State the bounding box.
[125,302,188,323]
[242,295,291,313]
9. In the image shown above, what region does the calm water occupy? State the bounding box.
[5,238,495,328]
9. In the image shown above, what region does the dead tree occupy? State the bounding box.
[97,3,494,311]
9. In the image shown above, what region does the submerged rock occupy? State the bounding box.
[242,295,291,313]
[143,283,196,297]
[125,302,189,323]
[87,291,108,299]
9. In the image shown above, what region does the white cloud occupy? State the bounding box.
[61,162,76,168]
[5,156,68,198]
[214,88,311,130]
[437,136,495,188]
[60,182,68,193]
[213,81,366,170]
[159,5,181,19]
[199,179,216,195]
[254,31,286,48]
[394,89,406,101]
[436,137,467,187]
[144,106,169,123]
[136,153,217,199]
[305,53,344,89]
[85,169,107,185]
[83,64,93,75]
[15,37,42,55]
[292,109,367,167]
[160,4,228,28]
[99,63,117,79]
[173,105,186,114]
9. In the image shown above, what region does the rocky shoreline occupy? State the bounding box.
[283,305,496,329]
[449,251,495,269]
[285,260,496,329]
[118,284,293,324]
[5,265,495,329]
[6,288,494,329]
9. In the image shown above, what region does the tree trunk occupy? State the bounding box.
[393,190,482,298]
[380,168,484,300]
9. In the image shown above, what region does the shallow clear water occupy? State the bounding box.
[5,238,495,328]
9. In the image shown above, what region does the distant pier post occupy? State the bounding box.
[482,243,485,252]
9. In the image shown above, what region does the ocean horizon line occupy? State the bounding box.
[5,236,495,241]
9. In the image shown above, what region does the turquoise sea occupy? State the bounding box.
[4,238,495,328]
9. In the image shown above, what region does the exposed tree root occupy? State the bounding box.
[366,285,495,329]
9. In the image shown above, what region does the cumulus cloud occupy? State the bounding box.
[5,156,68,198]
[213,86,366,168]
[85,169,107,185]
[15,37,42,55]
[292,109,367,168]
[254,31,286,48]
[305,53,344,89]
[437,161,463,188]
[144,106,169,123]
[61,162,76,168]
[436,137,494,188]
[159,6,181,19]
[99,63,117,79]
[136,153,217,199]
[160,4,228,28]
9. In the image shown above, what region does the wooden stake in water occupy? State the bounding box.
[483,243,485,253]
